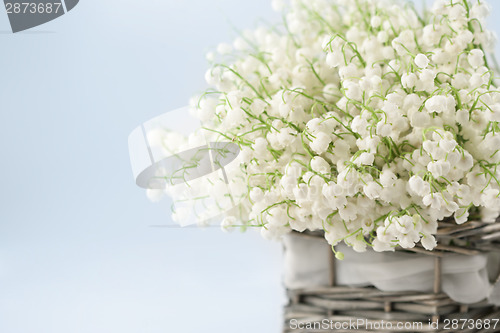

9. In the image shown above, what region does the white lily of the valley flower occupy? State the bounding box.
[144,0,500,254]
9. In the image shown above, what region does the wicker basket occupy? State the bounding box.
[284,220,500,332]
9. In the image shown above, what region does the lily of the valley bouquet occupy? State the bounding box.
[146,0,500,257]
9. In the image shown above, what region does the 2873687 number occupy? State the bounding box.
[5,2,62,14]
[443,318,499,330]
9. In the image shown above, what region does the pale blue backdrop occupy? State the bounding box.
[0,1,499,333]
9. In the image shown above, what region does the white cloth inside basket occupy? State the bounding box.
[283,233,500,305]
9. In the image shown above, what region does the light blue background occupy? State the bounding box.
[0,1,283,332]
[0,1,499,333]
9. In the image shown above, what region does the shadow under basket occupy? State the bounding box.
[283,220,500,333]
